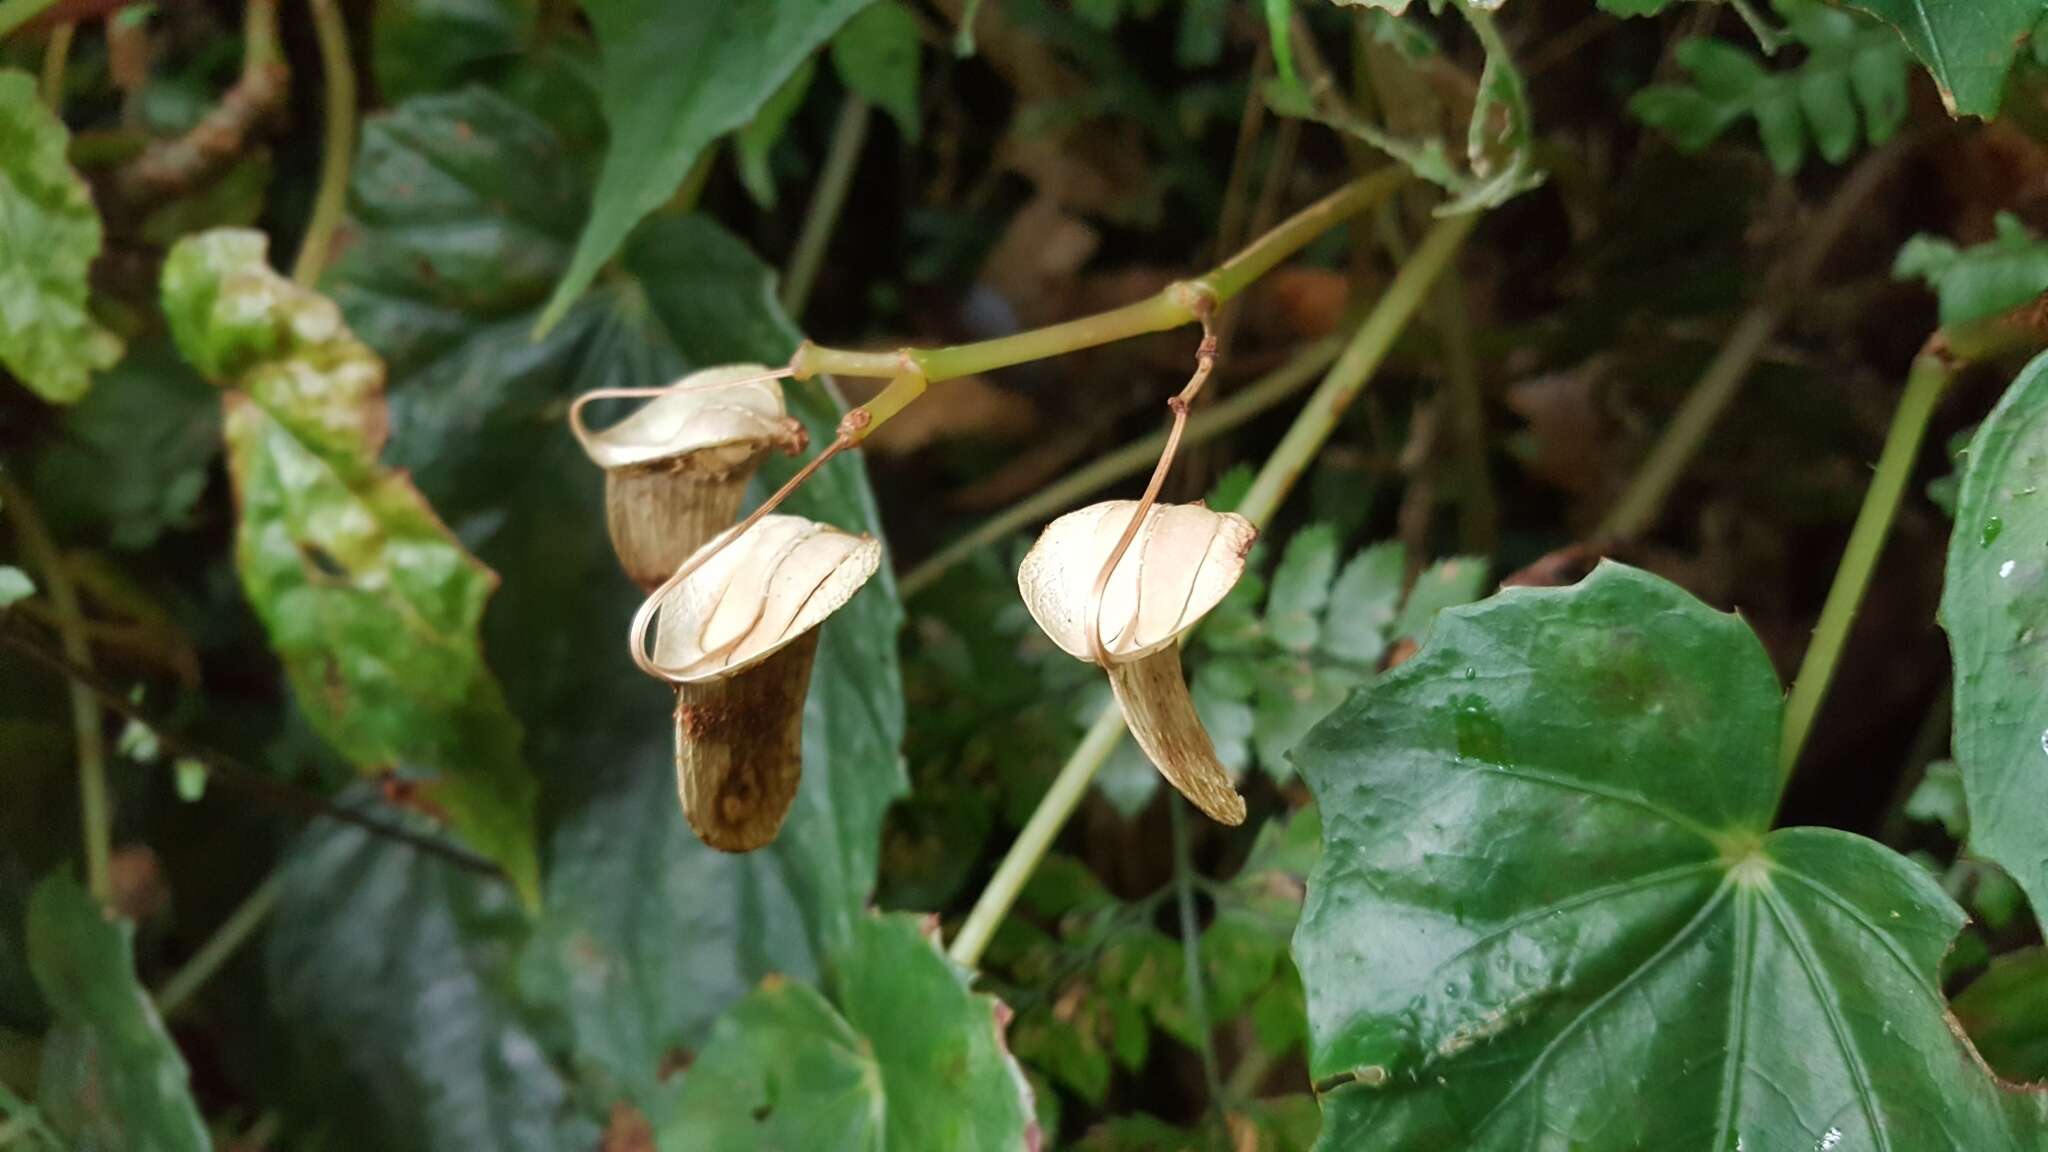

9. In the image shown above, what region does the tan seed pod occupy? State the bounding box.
[1018,500,1257,824]
[641,514,881,852]
[572,365,807,591]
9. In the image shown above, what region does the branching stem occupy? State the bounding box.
[947,212,1477,969]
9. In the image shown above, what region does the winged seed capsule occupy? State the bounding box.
[572,365,807,591]
[1018,500,1256,825]
[643,514,880,852]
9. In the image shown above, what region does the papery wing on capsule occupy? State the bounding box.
[1020,500,1257,663]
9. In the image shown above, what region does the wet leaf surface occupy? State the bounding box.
[1295,563,2048,1149]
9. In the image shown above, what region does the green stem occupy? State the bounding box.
[0,0,57,38]
[1171,798,1225,1122]
[948,705,1126,967]
[1598,139,1909,539]
[0,1078,63,1150]
[38,19,70,107]
[781,95,870,320]
[1778,346,1952,783]
[0,473,109,905]
[291,0,354,287]
[899,337,1343,597]
[155,871,285,1019]
[946,212,1476,970]
[1434,267,1496,554]
[796,168,1408,386]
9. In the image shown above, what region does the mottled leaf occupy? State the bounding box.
[266,817,593,1152]
[27,872,208,1152]
[0,70,121,403]
[833,0,923,139]
[1896,213,2048,329]
[535,0,871,333]
[161,228,539,903]
[1943,349,2048,936]
[661,913,1036,1150]
[1295,563,2048,1148]
[320,87,904,1119]
[1843,0,2040,117]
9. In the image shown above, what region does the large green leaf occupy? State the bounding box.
[534,0,872,334]
[266,818,593,1152]
[161,229,540,903]
[0,69,122,404]
[26,872,209,1152]
[296,86,904,1126]
[1293,563,2048,1149]
[1842,0,2041,117]
[661,912,1036,1150]
[1944,349,2048,936]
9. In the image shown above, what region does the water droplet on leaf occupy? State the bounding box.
[1981,517,2004,546]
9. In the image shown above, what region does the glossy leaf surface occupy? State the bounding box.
[0,70,121,403]
[662,913,1035,1150]
[27,872,208,1152]
[161,229,540,902]
[1944,349,2048,936]
[1294,563,2048,1149]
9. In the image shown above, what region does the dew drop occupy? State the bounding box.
[1982,517,2005,547]
[1819,1127,1844,1150]
[2039,728,2048,758]
[2000,560,2017,579]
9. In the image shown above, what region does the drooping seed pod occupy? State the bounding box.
[642,514,881,852]
[573,365,807,591]
[1017,500,1257,824]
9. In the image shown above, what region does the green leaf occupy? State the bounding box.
[1843,0,2042,117]
[0,566,32,607]
[736,59,816,209]
[1954,948,2048,1083]
[833,0,923,140]
[1294,563,2048,1147]
[1630,8,1909,176]
[161,229,540,904]
[1944,349,2048,937]
[1896,213,2048,329]
[319,88,905,1119]
[661,913,1036,1149]
[535,0,872,334]
[266,818,594,1152]
[26,872,209,1152]
[1904,759,1969,838]
[30,344,220,550]
[1267,524,1340,653]
[1322,541,1404,664]
[1391,554,1488,644]
[372,0,535,100]
[0,69,122,404]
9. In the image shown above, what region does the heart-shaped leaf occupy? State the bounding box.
[1294,563,2048,1148]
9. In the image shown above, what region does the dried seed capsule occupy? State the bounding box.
[644,514,881,851]
[1017,500,1257,824]
[573,365,806,591]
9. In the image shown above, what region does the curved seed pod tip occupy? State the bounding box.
[1018,500,1256,824]
[573,364,806,591]
[645,514,880,852]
